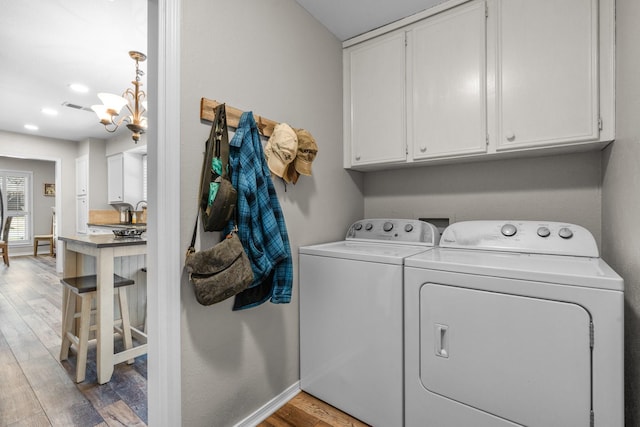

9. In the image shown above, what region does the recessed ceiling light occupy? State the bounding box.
[69,83,89,93]
[24,124,39,131]
[41,107,58,116]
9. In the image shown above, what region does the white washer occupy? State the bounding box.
[300,219,440,427]
[404,220,624,427]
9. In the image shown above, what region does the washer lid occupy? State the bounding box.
[405,248,623,291]
[300,241,433,264]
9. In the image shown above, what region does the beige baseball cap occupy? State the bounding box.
[284,128,318,184]
[264,123,298,178]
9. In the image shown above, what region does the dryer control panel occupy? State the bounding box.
[440,220,599,257]
[346,219,440,246]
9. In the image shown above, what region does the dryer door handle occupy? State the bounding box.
[435,324,449,358]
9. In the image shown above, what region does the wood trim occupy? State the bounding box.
[200,98,279,137]
[149,0,182,425]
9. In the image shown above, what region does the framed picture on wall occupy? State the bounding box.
[44,183,55,196]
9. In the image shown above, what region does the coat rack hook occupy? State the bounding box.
[200,98,279,138]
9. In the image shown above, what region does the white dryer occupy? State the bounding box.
[404,220,623,427]
[300,219,440,427]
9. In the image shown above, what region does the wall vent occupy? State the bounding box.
[62,101,93,112]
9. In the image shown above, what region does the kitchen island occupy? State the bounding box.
[59,233,147,384]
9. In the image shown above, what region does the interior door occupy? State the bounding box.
[420,283,591,427]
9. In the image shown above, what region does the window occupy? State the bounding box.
[0,170,32,245]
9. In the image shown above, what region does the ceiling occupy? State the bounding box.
[0,0,442,143]
[0,0,147,143]
[295,0,444,41]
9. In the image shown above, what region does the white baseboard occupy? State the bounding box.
[234,382,301,427]
[9,246,34,257]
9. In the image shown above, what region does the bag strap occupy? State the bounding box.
[213,103,230,178]
[187,211,199,257]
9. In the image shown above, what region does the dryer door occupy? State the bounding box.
[420,283,591,427]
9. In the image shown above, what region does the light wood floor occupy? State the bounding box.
[258,392,369,427]
[0,255,147,427]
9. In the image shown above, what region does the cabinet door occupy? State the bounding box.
[497,0,599,150]
[107,154,124,203]
[76,196,88,234]
[75,155,88,196]
[345,32,406,167]
[409,0,487,160]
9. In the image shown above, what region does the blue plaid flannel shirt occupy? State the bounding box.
[225,111,293,309]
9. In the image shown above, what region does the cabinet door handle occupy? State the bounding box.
[355,154,361,161]
[420,146,427,153]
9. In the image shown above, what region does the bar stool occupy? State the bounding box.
[59,274,135,383]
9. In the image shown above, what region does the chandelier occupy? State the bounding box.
[91,51,147,143]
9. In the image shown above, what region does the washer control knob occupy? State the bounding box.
[501,223,517,237]
[354,223,362,231]
[365,223,373,231]
[537,226,551,238]
[558,227,574,239]
[383,222,394,232]
[405,224,414,233]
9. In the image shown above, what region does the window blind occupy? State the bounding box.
[1,171,30,243]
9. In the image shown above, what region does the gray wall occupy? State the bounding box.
[0,157,55,235]
[179,1,363,425]
[364,151,602,246]
[602,0,640,424]
[0,131,78,240]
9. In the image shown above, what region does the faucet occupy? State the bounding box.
[135,200,147,211]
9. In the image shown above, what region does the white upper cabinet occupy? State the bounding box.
[108,152,143,205]
[496,0,599,150]
[75,155,88,196]
[408,0,487,160]
[107,154,124,203]
[344,31,407,168]
[343,0,614,170]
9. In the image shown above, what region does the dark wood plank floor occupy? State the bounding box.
[0,255,147,427]
[259,392,369,427]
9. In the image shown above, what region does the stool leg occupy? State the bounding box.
[75,294,92,383]
[59,288,75,361]
[33,239,38,257]
[117,288,134,364]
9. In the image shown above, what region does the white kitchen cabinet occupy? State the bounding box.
[76,196,87,234]
[344,30,407,168]
[108,152,143,205]
[75,155,88,196]
[496,0,599,150]
[342,0,614,170]
[408,0,487,160]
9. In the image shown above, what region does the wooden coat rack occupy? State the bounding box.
[200,98,279,137]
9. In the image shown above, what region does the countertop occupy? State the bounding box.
[87,223,148,229]
[59,234,147,248]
